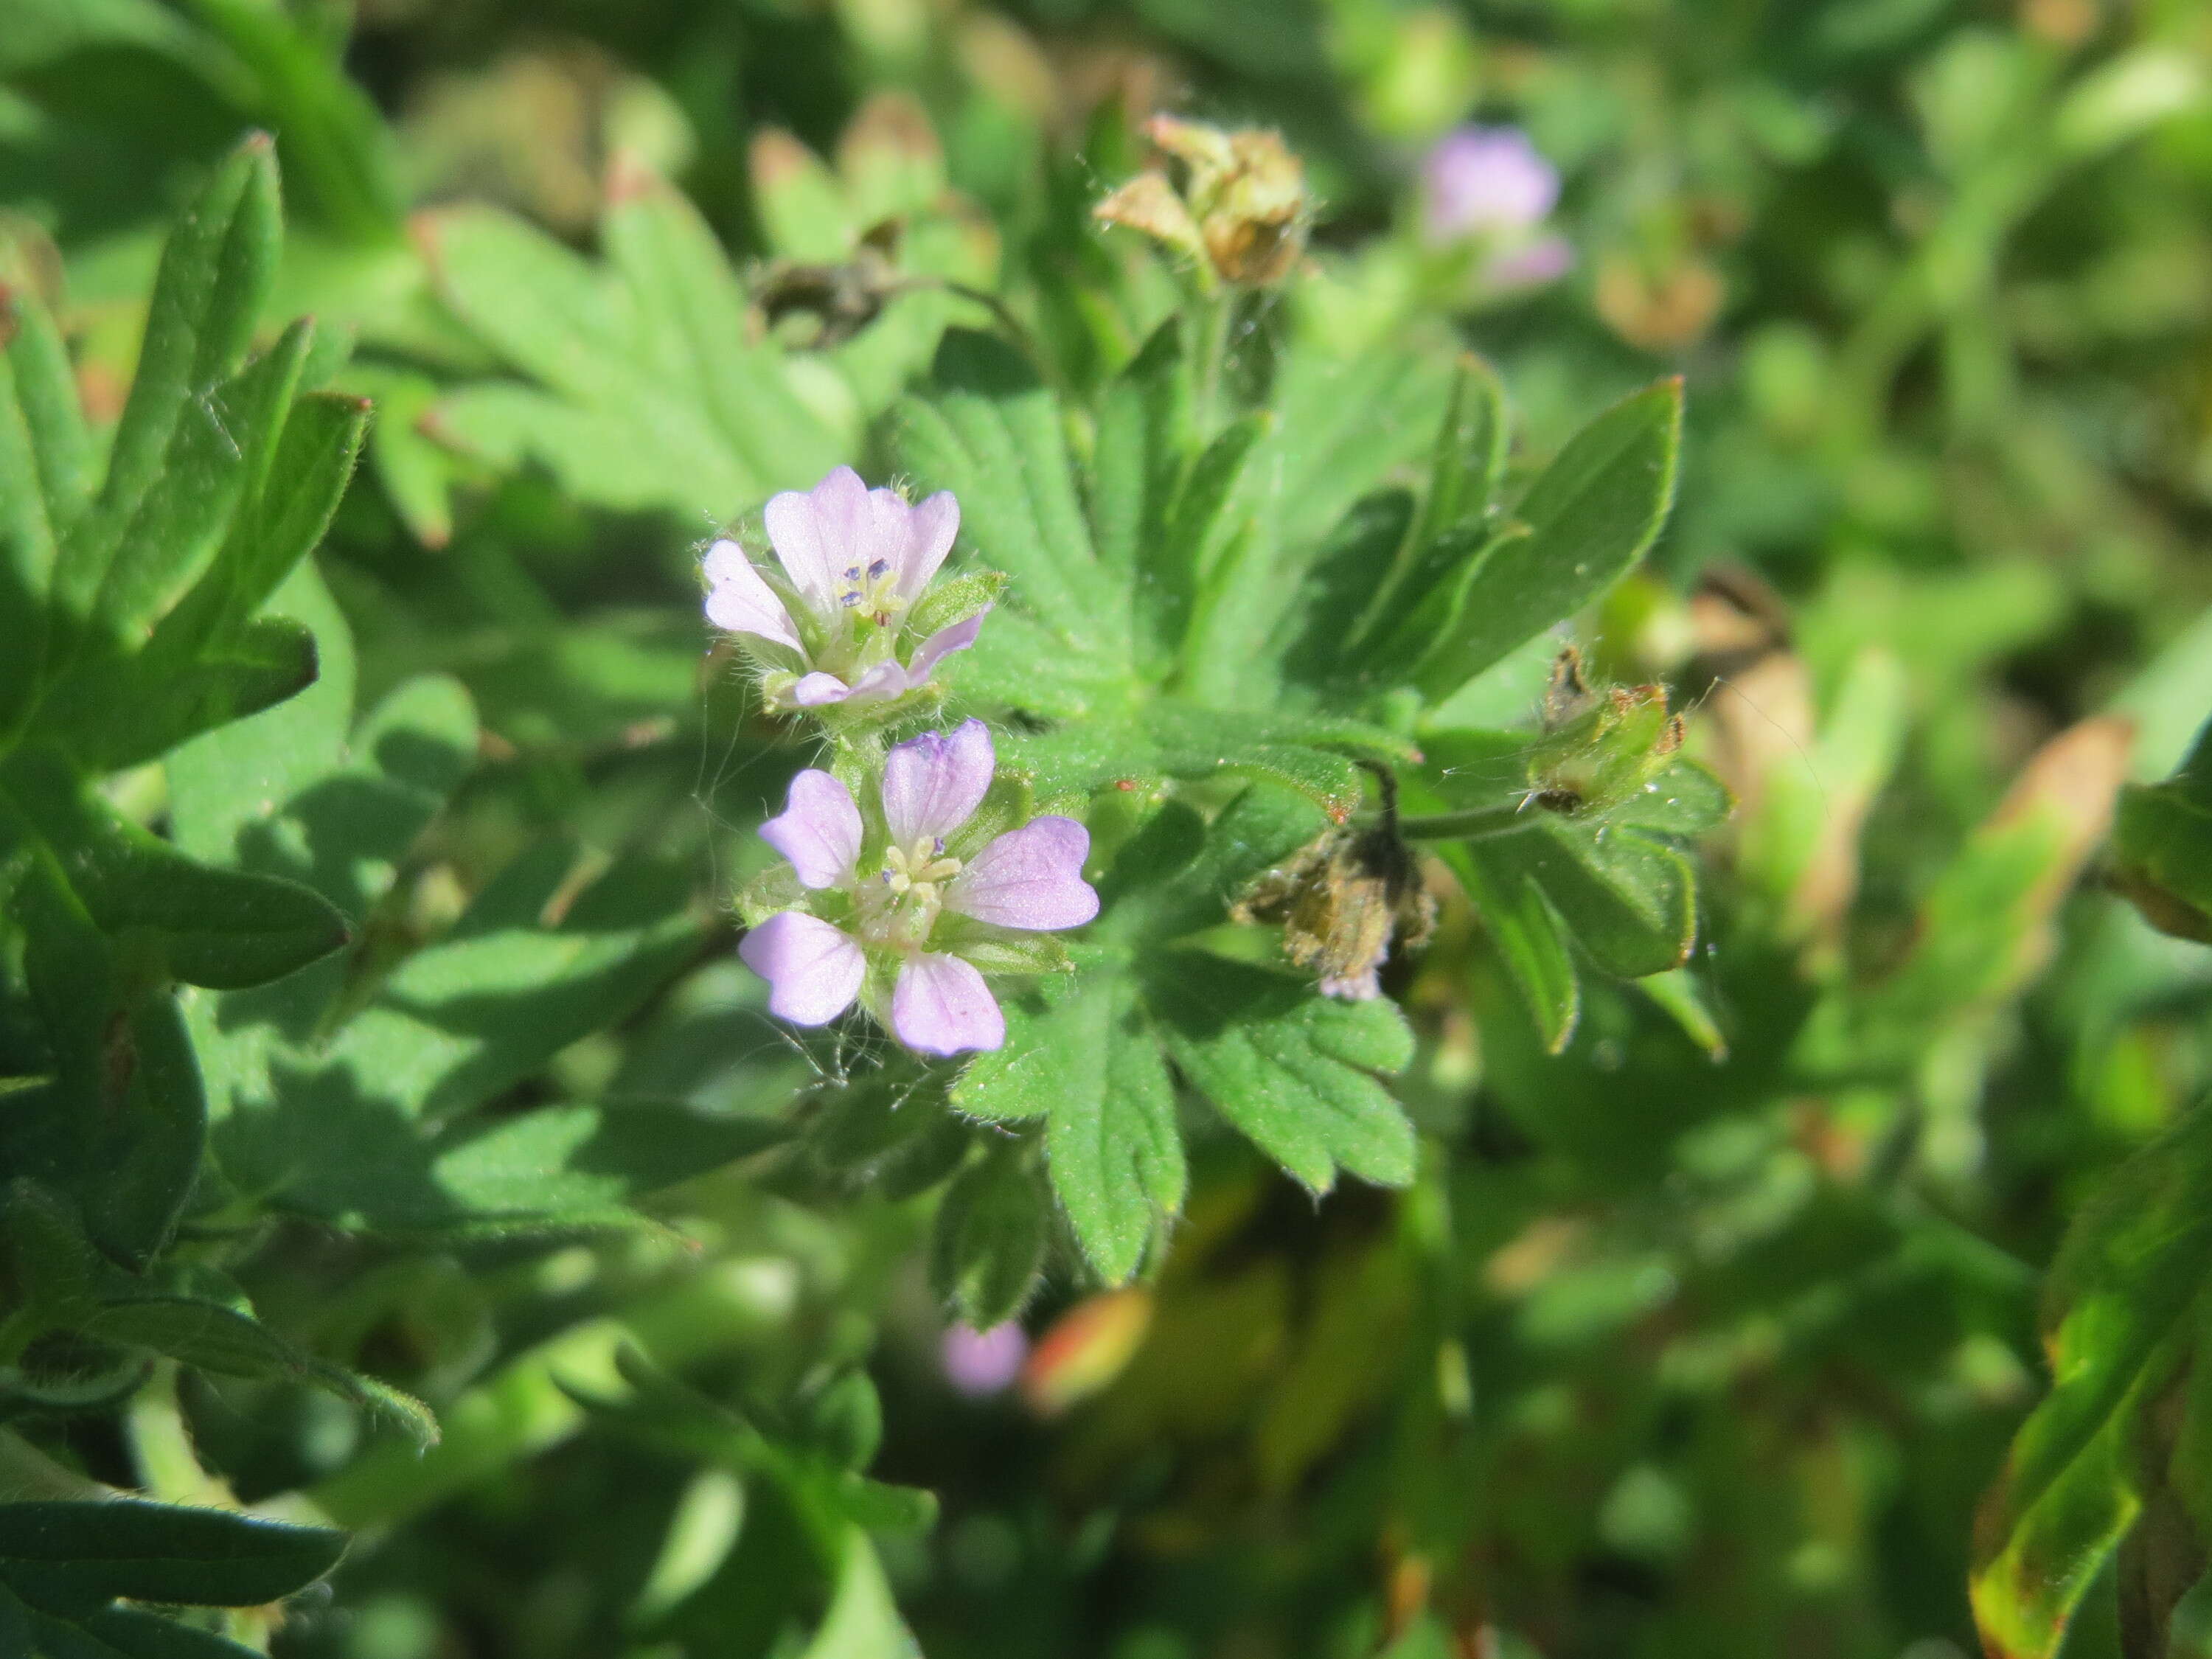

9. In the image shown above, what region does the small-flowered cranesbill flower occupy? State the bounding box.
[942,1323,1029,1399]
[737,720,1099,1056]
[1419,125,1573,293]
[703,466,995,715]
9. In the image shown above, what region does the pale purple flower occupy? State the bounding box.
[1484,232,1575,291]
[942,1323,1029,1398]
[704,466,988,712]
[1422,125,1560,246]
[737,720,1099,1057]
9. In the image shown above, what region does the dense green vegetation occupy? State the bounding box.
[3,1,2212,1656]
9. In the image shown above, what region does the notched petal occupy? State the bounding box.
[891,950,1005,1056]
[948,815,1099,931]
[704,539,803,650]
[760,770,863,888]
[882,718,995,845]
[739,911,866,1025]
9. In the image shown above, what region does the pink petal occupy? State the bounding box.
[790,672,855,707]
[760,770,863,889]
[881,719,994,846]
[891,950,1005,1056]
[839,660,913,707]
[897,491,960,603]
[942,1323,1028,1397]
[949,816,1098,931]
[763,466,870,613]
[1422,126,1560,245]
[703,540,801,650]
[906,608,989,683]
[739,911,865,1025]
[1484,233,1574,290]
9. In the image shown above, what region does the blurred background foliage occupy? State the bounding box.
[4,1,2212,1657]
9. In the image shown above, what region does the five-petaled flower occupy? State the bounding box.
[1419,125,1572,293]
[704,465,990,712]
[738,720,1099,1056]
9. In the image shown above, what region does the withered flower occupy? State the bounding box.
[752,222,905,349]
[1234,765,1436,1001]
[1094,116,1312,289]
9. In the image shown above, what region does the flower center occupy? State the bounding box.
[835,558,908,631]
[859,837,962,950]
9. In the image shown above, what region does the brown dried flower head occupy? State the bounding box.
[1234,767,1436,1001]
[1093,116,1312,289]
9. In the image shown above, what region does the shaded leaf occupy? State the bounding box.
[0,1500,343,1615]
[1414,378,1684,698]
[1149,953,1415,1194]
[929,1146,1048,1327]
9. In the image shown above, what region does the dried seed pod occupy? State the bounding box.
[1234,765,1436,1001]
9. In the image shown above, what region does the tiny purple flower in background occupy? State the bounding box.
[1483,232,1576,291]
[704,466,989,712]
[738,720,1099,1057]
[1421,125,1560,246]
[942,1322,1029,1398]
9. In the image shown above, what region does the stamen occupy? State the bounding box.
[841,592,862,608]
[867,558,891,580]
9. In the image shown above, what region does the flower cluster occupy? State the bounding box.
[707,467,1094,1058]
[705,465,991,714]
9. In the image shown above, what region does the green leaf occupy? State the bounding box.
[278,1102,787,1236]
[999,702,1404,821]
[1090,319,1192,595]
[422,208,757,509]
[892,330,1127,658]
[1149,954,1416,1195]
[184,0,406,245]
[953,970,1185,1284]
[1274,490,1416,692]
[96,137,280,540]
[164,561,361,874]
[1338,355,1510,672]
[1972,1106,2212,1659]
[0,1500,344,1615]
[1439,838,1579,1053]
[601,157,845,495]
[76,1297,437,1447]
[209,858,706,1221]
[928,1144,1049,1327]
[1475,821,1697,980]
[41,616,319,773]
[1409,353,1512,557]
[1158,411,1270,692]
[58,1604,271,1659]
[218,387,370,625]
[0,745,350,990]
[1414,378,1685,699]
[422,187,849,516]
[2112,713,2212,944]
[5,855,207,1267]
[0,285,77,739]
[55,139,279,653]
[801,1526,923,1659]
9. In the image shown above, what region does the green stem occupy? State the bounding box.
[1398,804,1541,843]
[128,1360,232,1507]
[1192,289,1234,439]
